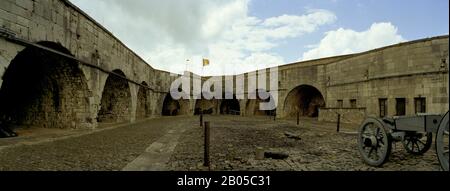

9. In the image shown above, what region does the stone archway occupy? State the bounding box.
[194,92,218,115]
[136,82,150,119]
[194,99,218,115]
[161,93,189,116]
[246,89,276,116]
[284,85,325,118]
[0,42,91,129]
[220,95,241,115]
[97,70,131,123]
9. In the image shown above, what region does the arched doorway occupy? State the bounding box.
[220,95,240,115]
[194,92,218,115]
[97,70,131,123]
[0,42,91,129]
[161,93,189,116]
[136,82,150,119]
[194,99,218,115]
[246,90,276,116]
[284,85,325,118]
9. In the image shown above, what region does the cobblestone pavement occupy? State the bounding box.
[0,116,442,171]
[0,117,195,171]
[167,116,442,171]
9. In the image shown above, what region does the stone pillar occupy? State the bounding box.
[129,83,137,123]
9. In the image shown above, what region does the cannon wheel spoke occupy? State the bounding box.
[403,132,432,155]
[417,139,426,146]
[367,148,375,159]
[406,140,412,150]
[414,141,422,152]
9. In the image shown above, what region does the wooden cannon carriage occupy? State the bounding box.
[358,111,449,171]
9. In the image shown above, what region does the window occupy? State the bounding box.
[396,98,406,116]
[379,99,388,118]
[350,99,357,108]
[337,100,343,108]
[415,97,426,114]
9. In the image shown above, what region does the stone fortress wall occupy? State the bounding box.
[0,0,448,129]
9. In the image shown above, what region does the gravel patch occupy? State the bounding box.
[167,116,441,171]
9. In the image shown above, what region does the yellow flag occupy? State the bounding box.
[203,58,210,67]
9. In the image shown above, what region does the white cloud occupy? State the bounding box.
[70,0,336,75]
[262,9,337,39]
[301,22,406,61]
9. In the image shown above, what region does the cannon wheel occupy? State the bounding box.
[436,112,449,171]
[402,132,433,155]
[358,118,392,167]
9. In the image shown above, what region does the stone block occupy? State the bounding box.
[0,1,13,14]
[0,9,15,23]
[15,0,33,11]
[15,15,29,27]
[33,3,44,17]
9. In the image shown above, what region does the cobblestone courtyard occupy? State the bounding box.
[0,116,442,171]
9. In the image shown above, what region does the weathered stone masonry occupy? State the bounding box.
[0,0,178,129]
[0,0,448,130]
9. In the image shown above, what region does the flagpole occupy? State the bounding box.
[201,62,204,77]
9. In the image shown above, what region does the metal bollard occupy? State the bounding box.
[337,114,341,132]
[204,121,210,167]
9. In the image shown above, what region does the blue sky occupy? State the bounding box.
[71,0,449,75]
[249,0,449,62]
[250,0,448,37]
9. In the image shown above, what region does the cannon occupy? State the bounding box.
[357,111,449,171]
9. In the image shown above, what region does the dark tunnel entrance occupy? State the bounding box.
[161,93,189,116]
[194,92,218,115]
[284,85,325,118]
[97,70,131,123]
[0,42,91,129]
[136,82,150,119]
[194,99,217,115]
[220,96,240,115]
